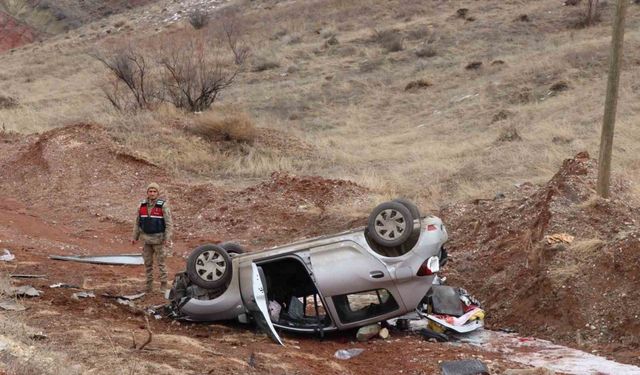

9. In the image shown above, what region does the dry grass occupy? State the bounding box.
[192,109,257,144]
[100,107,309,179]
[548,238,605,286]
[570,238,605,258]
[2,0,640,210]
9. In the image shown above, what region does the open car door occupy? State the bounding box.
[249,263,284,346]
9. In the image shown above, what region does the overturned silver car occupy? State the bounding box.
[168,199,448,344]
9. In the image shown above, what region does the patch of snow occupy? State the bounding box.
[452,329,640,375]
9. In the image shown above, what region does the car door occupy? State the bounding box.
[247,263,284,345]
[309,241,407,328]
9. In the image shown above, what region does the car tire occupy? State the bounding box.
[220,242,245,257]
[392,198,421,221]
[186,244,232,290]
[367,201,415,247]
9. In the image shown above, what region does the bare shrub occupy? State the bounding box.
[456,8,469,18]
[415,44,437,58]
[585,0,600,26]
[93,47,160,111]
[404,79,432,91]
[325,35,339,46]
[373,29,404,53]
[159,36,239,112]
[465,61,483,70]
[571,0,601,27]
[95,20,246,112]
[0,95,18,109]
[189,9,209,29]
[192,110,257,144]
[223,15,251,65]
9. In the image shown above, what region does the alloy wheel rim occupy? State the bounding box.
[374,209,406,241]
[195,251,226,281]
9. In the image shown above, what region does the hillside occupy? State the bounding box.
[1,1,640,373]
[0,0,639,207]
[0,0,156,41]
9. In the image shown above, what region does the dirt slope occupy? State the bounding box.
[0,123,366,252]
[443,152,640,364]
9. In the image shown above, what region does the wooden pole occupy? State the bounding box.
[597,0,628,198]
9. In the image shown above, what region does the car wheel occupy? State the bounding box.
[367,201,415,247]
[220,242,245,257]
[392,198,421,222]
[186,244,232,289]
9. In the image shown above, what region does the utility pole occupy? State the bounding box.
[597,0,628,198]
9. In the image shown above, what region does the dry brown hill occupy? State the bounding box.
[2,0,640,208]
[443,152,640,364]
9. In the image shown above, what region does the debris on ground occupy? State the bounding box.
[440,359,489,375]
[50,254,144,265]
[379,327,390,339]
[116,298,135,308]
[146,305,166,320]
[418,286,485,334]
[50,283,81,289]
[102,292,145,301]
[356,323,381,342]
[0,249,14,261]
[29,332,47,341]
[0,300,26,311]
[71,291,95,300]
[419,328,449,342]
[334,348,364,360]
[12,285,42,297]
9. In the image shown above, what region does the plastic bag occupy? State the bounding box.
[0,249,15,262]
[334,348,364,360]
[268,300,282,321]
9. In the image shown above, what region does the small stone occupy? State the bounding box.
[356,324,381,342]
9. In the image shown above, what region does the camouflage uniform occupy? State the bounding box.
[133,198,173,292]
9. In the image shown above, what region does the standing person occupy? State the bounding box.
[132,182,173,293]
